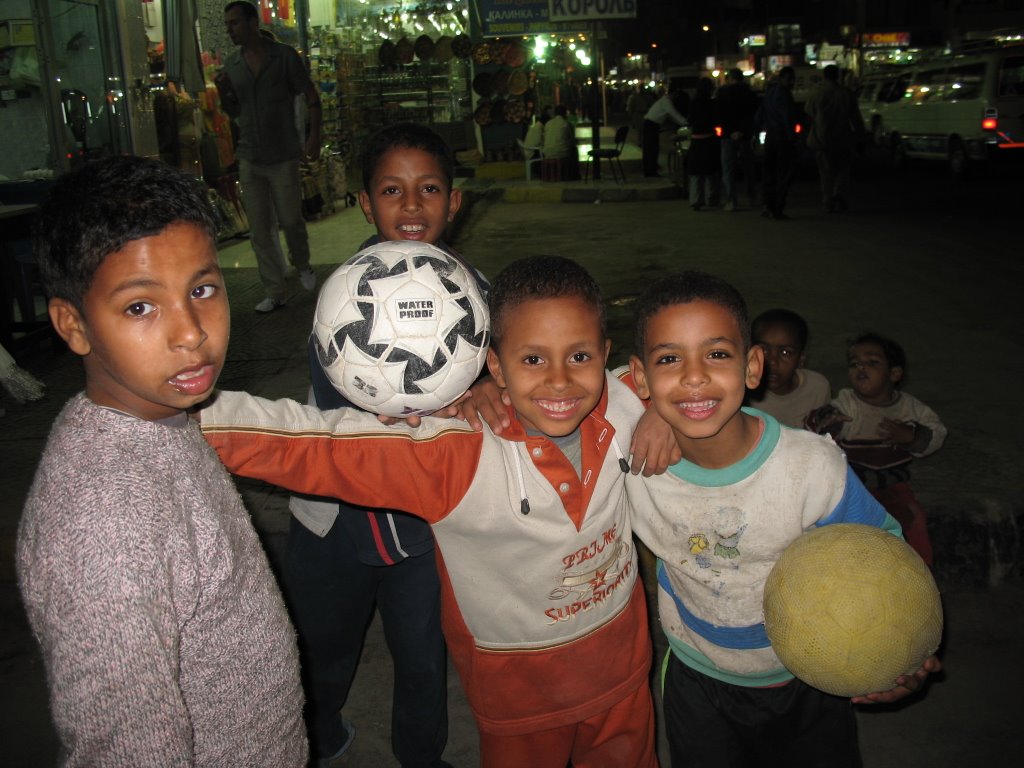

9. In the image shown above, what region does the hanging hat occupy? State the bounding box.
[472,42,494,64]
[434,35,453,62]
[492,68,511,96]
[395,37,414,65]
[452,34,473,59]
[503,42,527,68]
[503,97,526,124]
[414,35,435,61]
[508,69,529,96]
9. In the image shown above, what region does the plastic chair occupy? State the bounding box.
[516,139,545,181]
[584,125,629,183]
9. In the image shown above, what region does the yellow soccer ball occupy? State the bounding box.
[763,524,943,697]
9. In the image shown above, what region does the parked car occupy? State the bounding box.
[871,40,1024,176]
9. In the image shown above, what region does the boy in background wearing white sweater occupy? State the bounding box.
[808,331,946,565]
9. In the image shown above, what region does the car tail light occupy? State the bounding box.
[715,126,723,137]
[794,122,802,134]
[983,108,999,131]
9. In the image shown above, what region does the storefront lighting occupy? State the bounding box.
[534,37,548,62]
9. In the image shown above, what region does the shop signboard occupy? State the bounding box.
[548,0,637,22]
[469,0,583,38]
[861,32,911,48]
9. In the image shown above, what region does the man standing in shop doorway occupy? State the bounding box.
[217,1,320,312]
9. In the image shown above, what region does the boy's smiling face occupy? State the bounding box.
[359,147,462,244]
[486,296,610,437]
[631,300,763,468]
[49,222,229,422]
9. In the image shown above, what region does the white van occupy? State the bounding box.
[872,41,1024,175]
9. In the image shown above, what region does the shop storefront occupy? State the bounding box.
[0,0,157,180]
[1,0,624,205]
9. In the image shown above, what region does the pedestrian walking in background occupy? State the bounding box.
[805,64,867,212]
[686,78,721,210]
[216,1,320,312]
[755,67,800,220]
[716,69,760,211]
[627,84,655,147]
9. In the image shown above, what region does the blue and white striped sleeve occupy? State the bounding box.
[815,465,903,537]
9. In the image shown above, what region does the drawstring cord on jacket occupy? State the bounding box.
[511,434,630,515]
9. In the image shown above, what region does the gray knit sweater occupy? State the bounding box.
[17,394,307,766]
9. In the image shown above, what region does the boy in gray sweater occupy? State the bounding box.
[17,156,307,766]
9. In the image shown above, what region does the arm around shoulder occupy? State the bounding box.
[200,390,480,520]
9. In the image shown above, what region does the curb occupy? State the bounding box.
[456,179,684,205]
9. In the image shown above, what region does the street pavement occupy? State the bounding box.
[2,155,1022,766]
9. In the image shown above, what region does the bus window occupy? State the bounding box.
[945,63,985,100]
[999,56,1024,96]
[908,70,945,103]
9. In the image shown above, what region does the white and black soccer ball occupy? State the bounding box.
[313,240,490,417]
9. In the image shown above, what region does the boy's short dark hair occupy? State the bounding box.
[634,271,750,355]
[34,156,217,310]
[488,255,605,350]
[224,1,257,19]
[751,308,810,352]
[849,331,907,374]
[359,123,455,191]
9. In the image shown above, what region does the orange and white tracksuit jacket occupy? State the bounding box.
[201,373,652,736]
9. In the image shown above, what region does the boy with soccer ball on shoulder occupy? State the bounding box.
[200,256,659,767]
[17,156,306,766]
[287,123,483,767]
[622,272,940,768]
